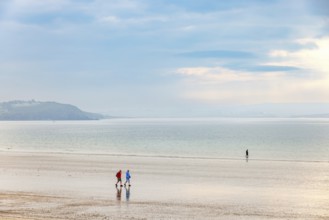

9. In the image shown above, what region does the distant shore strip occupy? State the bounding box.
[1,149,328,164]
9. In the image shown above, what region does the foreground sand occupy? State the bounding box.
[1,151,328,219]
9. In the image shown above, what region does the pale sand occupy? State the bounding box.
[1,151,328,219]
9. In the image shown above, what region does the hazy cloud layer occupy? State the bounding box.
[179,50,255,59]
[309,0,329,16]
[0,0,328,116]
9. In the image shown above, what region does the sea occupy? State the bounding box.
[0,118,328,162]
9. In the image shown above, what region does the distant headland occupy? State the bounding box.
[0,100,106,121]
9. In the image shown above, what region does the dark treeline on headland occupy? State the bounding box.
[0,100,106,120]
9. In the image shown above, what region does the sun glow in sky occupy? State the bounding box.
[0,0,328,117]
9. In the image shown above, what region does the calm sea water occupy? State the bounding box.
[0,118,328,162]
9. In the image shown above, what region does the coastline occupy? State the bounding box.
[1,151,328,219]
[1,149,328,164]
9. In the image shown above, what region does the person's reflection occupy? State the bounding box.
[125,185,130,201]
[116,186,122,201]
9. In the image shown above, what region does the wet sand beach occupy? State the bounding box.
[1,151,329,219]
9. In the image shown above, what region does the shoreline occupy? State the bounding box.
[1,150,328,164]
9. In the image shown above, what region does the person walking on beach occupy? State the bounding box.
[124,170,131,187]
[246,149,249,158]
[115,170,123,187]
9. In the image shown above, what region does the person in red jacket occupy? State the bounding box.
[115,170,123,187]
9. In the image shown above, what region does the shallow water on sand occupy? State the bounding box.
[1,153,328,219]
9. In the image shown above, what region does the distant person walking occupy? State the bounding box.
[124,170,131,187]
[115,170,123,187]
[246,149,249,158]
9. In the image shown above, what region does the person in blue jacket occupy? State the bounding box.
[124,170,131,187]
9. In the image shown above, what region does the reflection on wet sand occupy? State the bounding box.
[116,187,122,201]
[125,186,130,201]
[115,186,131,202]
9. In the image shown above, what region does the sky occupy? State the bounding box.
[0,0,329,117]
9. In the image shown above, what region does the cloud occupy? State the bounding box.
[238,65,300,72]
[98,15,168,27]
[270,37,329,74]
[176,37,329,104]
[2,0,70,17]
[179,50,255,59]
[308,0,329,16]
[177,67,285,83]
[154,0,278,13]
[306,0,329,35]
[177,69,329,104]
[0,0,93,30]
